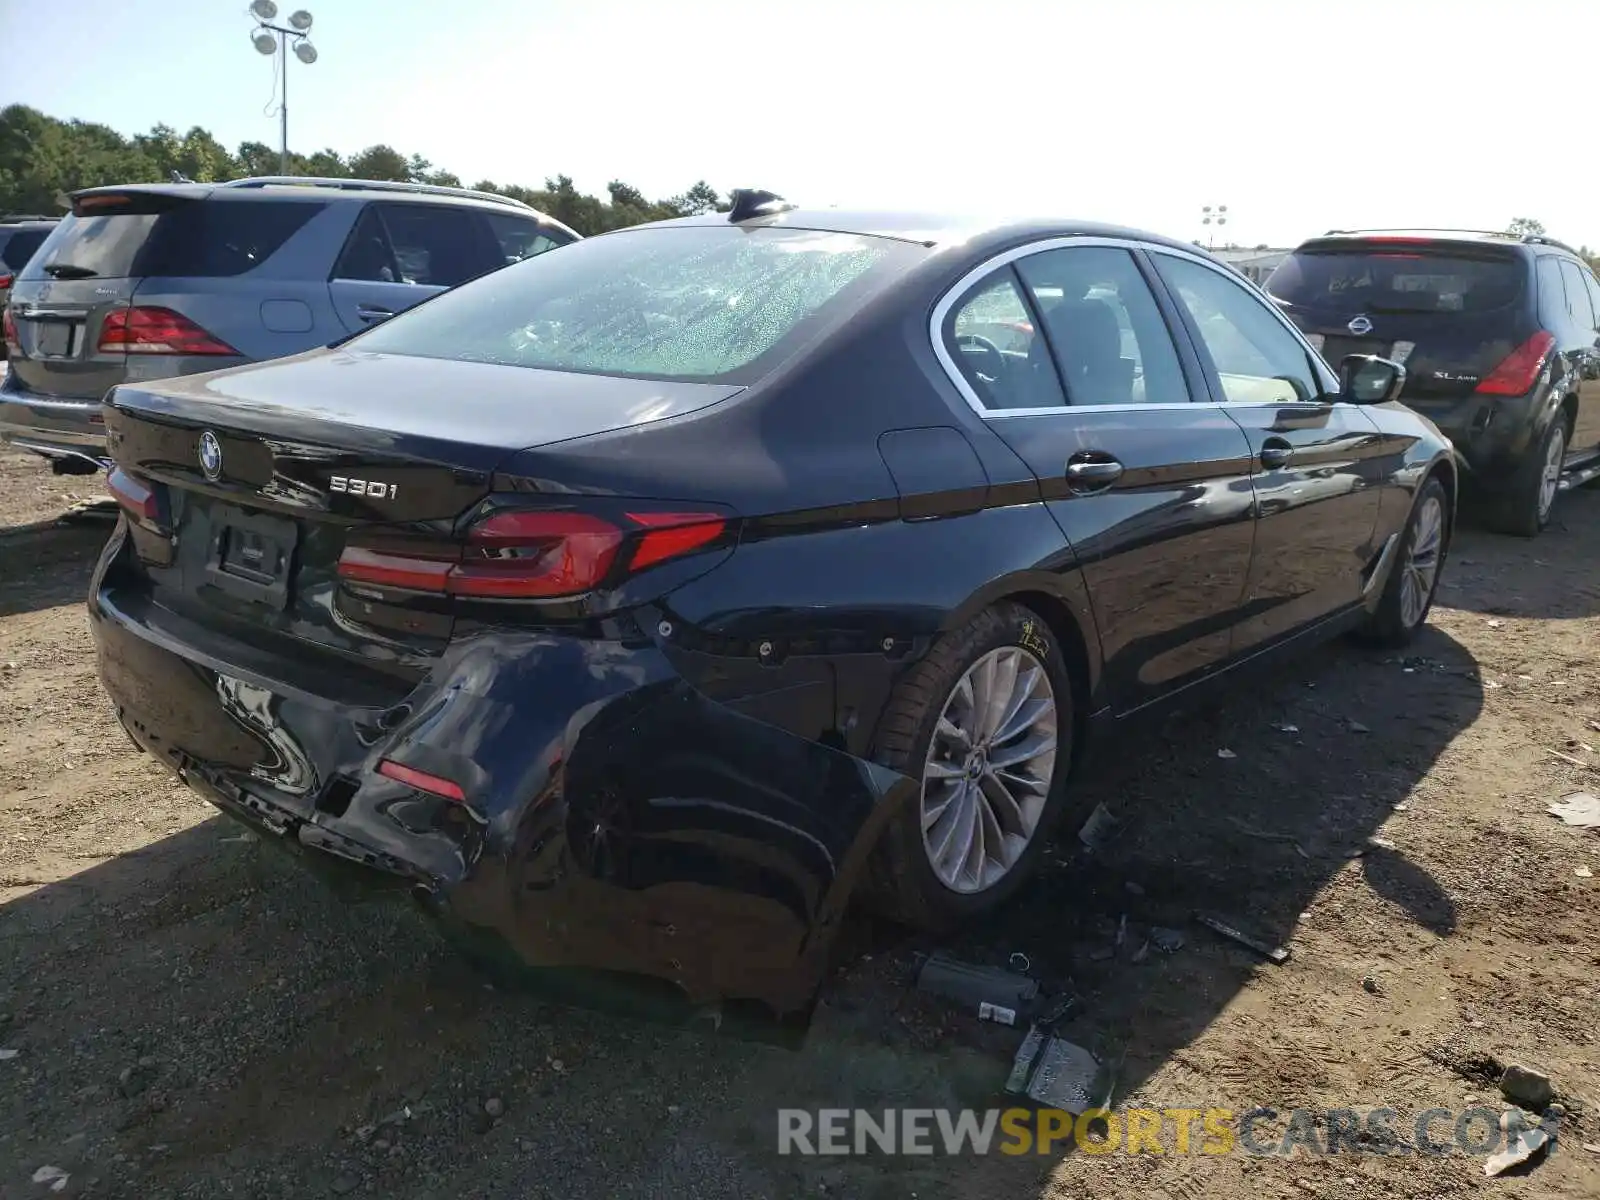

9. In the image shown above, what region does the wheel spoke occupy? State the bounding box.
[929,781,969,865]
[922,781,959,831]
[992,669,1045,744]
[979,770,1026,835]
[924,757,965,780]
[988,728,1056,770]
[936,714,972,751]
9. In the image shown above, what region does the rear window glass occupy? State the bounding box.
[0,229,51,272]
[1265,247,1524,314]
[22,198,322,280]
[351,225,918,383]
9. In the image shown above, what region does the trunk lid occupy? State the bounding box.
[105,349,742,665]
[1266,239,1533,401]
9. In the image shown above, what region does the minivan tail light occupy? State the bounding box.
[1475,331,1556,396]
[99,307,238,356]
[0,273,13,290]
[335,507,730,600]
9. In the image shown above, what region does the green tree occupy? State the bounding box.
[1507,217,1546,238]
[347,145,410,182]
[0,106,726,239]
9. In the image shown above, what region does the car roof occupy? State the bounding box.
[624,206,1210,256]
[66,180,555,218]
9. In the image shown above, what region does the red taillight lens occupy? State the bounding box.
[453,510,624,598]
[1475,331,1556,396]
[377,759,466,802]
[0,273,13,290]
[106,466,159,522]
[625,511,729,571]
[99,307,238,356]
[336,507,729,600]
[2,306,17,354]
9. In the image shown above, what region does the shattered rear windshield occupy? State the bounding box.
[351,225,920,384]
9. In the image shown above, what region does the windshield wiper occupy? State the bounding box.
[41,263,98,280]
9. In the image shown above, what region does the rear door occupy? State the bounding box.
[938,240,1257,710]
[1556,258,1600,460]
[1152,249,1386,653]
[328,203,501,333]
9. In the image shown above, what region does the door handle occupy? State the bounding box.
[356,306,394,322]
[1259,438,1294,470]
[1064,455,1124,493]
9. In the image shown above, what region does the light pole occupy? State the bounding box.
[1200,204,1229,250]
[248,2,318,175]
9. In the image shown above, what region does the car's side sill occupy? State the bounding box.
[1086,602,1369,741]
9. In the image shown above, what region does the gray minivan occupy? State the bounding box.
[0,177,577,472]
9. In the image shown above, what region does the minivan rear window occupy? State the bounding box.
[21,198,323,281]
[1266,245,1524,315]
[350,225,920,383]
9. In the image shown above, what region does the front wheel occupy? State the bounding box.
[1358,476,1449,647]
[867,603,1075,930]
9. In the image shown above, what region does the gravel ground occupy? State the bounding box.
[1,444,1598,1199]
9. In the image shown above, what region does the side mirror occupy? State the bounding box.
[1338,354,1407,404]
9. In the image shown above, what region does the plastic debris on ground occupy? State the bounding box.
[1549,792,1600,830]
[915,952,1039,1021]
[1077,802,1117,852]
[1194,912,1291,964]
[1483,1111,1550,1177]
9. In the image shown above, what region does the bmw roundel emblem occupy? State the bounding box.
[198,431,223,481]
[1348,314,1374,336]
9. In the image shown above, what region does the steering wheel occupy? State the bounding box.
[956,333,1006,385]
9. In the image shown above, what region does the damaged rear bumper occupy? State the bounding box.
[91,534,915,1019]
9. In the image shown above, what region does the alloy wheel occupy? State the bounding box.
[1399,493,1444,630]
[920,646,1057,894]
[1538,425,1565,523]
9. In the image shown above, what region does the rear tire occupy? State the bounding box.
[1488,417,1566,537]
[866,602,1076,931]
[1358,476,1449,648]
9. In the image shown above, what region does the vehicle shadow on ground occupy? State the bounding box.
[0,621,1484,1200]
[0,515,111,619]
[1442,486,1600,618]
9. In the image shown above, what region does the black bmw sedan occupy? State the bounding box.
[90,193,1455,1017]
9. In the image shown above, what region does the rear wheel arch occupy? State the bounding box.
[939,577,1099,722]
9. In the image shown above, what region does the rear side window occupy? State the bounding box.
[1559,260,1597,332]
[351,225,916,383]
[0,229,50,272]
[1266,245,1524,314]
[1537,257,1571,332]
[485,214,567,265]
[21,199,321,280]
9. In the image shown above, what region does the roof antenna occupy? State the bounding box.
[727,188,796,222]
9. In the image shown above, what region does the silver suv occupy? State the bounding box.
[0,178,577,473]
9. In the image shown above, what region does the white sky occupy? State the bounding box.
[5,0,1598,250]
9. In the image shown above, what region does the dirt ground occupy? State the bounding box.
[1,443,1597,1200]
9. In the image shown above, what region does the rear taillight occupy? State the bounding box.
[336,507,729,600]
[106,466,159,522]
[1475,331,1556,396]
[1,306,17,354]
[99,307,238,356]
[0,273,13,290]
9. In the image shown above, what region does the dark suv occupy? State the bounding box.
[1266,229,1600,536]
[0,178,577,473]
[0,215,59,341]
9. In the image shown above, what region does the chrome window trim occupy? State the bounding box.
[929,235,1338,418]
